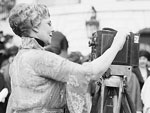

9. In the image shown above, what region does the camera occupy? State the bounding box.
[90,28,140,66]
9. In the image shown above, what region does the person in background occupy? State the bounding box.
[45,31,69,58]
[7,3,127,113]
[0,45,18,113]
[127,72,143,113]
[132,50,150,90]
[1,46,19,96]
[67,51,83,64]
[0,33,15,67]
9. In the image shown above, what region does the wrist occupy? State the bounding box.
[110,44,120,53]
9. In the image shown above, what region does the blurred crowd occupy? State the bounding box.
[0,29,150,113]
[0,30,18,113]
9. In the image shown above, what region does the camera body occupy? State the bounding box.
[90,28,140,66]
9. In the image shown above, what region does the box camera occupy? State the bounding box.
[92,28,140,66]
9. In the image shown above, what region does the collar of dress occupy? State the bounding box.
[20,37,44,50]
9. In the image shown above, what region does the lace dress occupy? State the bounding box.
[6,38,94,113]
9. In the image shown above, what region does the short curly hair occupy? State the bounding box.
[9,3,50,37]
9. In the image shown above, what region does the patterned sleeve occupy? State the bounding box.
[66,74,92,113]
[28,50,93,81]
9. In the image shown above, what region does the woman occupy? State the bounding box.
[7,3,127,113]
[139,51,150,113]
[132,50,150,90]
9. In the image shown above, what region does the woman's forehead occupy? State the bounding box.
[140,56,148,59]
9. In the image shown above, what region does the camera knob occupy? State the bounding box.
[89,40,97,47]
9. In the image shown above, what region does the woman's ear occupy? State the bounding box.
[32,26,39,33]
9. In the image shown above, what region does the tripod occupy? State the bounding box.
[94,65,136,113]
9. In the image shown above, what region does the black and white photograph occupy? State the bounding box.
[0,0,150,113]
